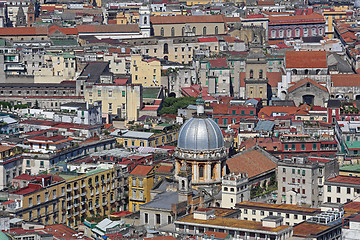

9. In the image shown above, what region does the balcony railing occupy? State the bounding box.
[95,204,100,208]
[110,199,116,204]
[74,194,80,199]
[67,205,72,210]
[73,186,79,190]
[81,192,87,197]
[74,203,79,208]
[66,196,72,201]
[67,213,72,218]
[81,183,86,188]
[102,201,108,206]
[74,211,79,216]
[81,209,86,214]
[89,206,93,211]
[66,188,72,192]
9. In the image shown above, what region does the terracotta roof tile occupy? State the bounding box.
[269,13,325,25]
[288,77,328,93]
[331,74,360,87]
[327,175,360,185]
[227,148,277,178]
[209,58,228,68]
[77,24,139,33]
[130,165,154,176]
[286,51,327,69]
[293,222,332,237]
[0,27,48,36]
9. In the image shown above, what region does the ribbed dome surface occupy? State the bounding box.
[177,118,224,150]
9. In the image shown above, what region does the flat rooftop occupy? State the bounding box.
[236,201,321,214]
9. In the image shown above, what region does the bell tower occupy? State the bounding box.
[244,39,268,104]
[177,164,192,203]
[139,5,151,38]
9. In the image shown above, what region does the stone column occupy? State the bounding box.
[206,162,211,182]
[217,161,222,181]
[192,162,197,182]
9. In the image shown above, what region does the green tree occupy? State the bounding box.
[159,97,196,115]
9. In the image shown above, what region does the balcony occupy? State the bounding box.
[73,194,80,199]
[66,188,72,192]
[67,213,72,218]
[95,204,100,208]
[110,199,116,204]
[81,209,86,214]
[74,211,79,216]
[67,205,72,210]
[73,185,79,190]
[102,201,108,206]
[81,200,86,205]
[66,196,72,201]
[107,178,110,183]
[74,203,79,208]
[96,191,99,195]
[95,182,99,186]
[81,183,86,188]
[81,192,87,197]
[89,206,93,211]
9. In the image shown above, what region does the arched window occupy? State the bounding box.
[295,28,300,37]
[192,27,196,35]
[199,164,204,178]
[144,16,147,25]
[171,27,175,37]
[292,69,297,75]
[224,187,228,191]
[182,27,185,36]
[163,43,168,54]
[203,26,207,35]
[287,29,291,37]
[259,69,263,79]
[160,27,164,37]
[312,28,317,36]
[215,26,218,35]
[271,30,276,39]
[181,180,185,189]
[305,69,309,75]
[250,69,254,79]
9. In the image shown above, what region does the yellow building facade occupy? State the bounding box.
[116,127,179,148]
[129,165,155,212]
[9,178,65,225]
[84,83,143,122]
[131,55,161,87]
[323,6,349,39]
[59,167,117,228]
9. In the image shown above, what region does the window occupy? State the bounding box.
[108,90,112,97]
[259,69,263,79]
[260,211,264,216]
[279,29,284,38]
[291,144,296,150]
[295,28,300,37]
[312,28,317,36]
[156,214,161,224]
[347,188,351,194]
[232,110,236,115]
[327,197,331,202]
[302,170,305,176]
[223,118,228,125]
[199,164,204,178]
[303,27,308,37]
[312,143,317,150]
[192,27,196,34]
[108,103,112,112]
[249,69,253,79]
[98,90,101,97]
[40,161,44,168]
[53,190,56,199]
[337,187,341,193]
[285,144,289,151]
[171,27,175,37]
[203,26,207,35]
[168,215,172,224]
[160,27,164,36]
[271,29,276,38]
[26,160,30,167]
[122,91,125,97]
[327,186,331,192]
[283,168,286,173]
[301,144,305,150]
[29,198,33,207]
[287,28,291,37]
[337,198,341,203]
[215,26,218,35]
[252,210,256,215]
[163,43,168,54]
[182,27,185,36]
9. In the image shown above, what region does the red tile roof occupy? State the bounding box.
[225,17,241,23]
[267,72,282,87]
[286,51,327,69]
[204,231,230,239]
[269,13,325,25]
[293,222,332,237]
[257,0,275,5]
[288,77,328,93]
[130,165,154,176]
[327,175,360,185]
[13,174,36,181]
[209,58,228,68]
[331,74,360,87]
[227,148,277,178]
[0,27,48,36]
[198,37,218,42]
[150,15,225,24]
[10,184,43,195]
[48,25,78,35]
[155,165,173,173]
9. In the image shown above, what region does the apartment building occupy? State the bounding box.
[115,125,179,148]
[173,208,292,239]
[236,201,322,226]
[58,166,117,227]
[131,55,161,87]
[7,175,65,225]
[277,156,320,207]
[129,165,155,212]
[324,176,360,204]
[84,83,142,123]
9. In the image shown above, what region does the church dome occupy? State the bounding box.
[177,118,224,150]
